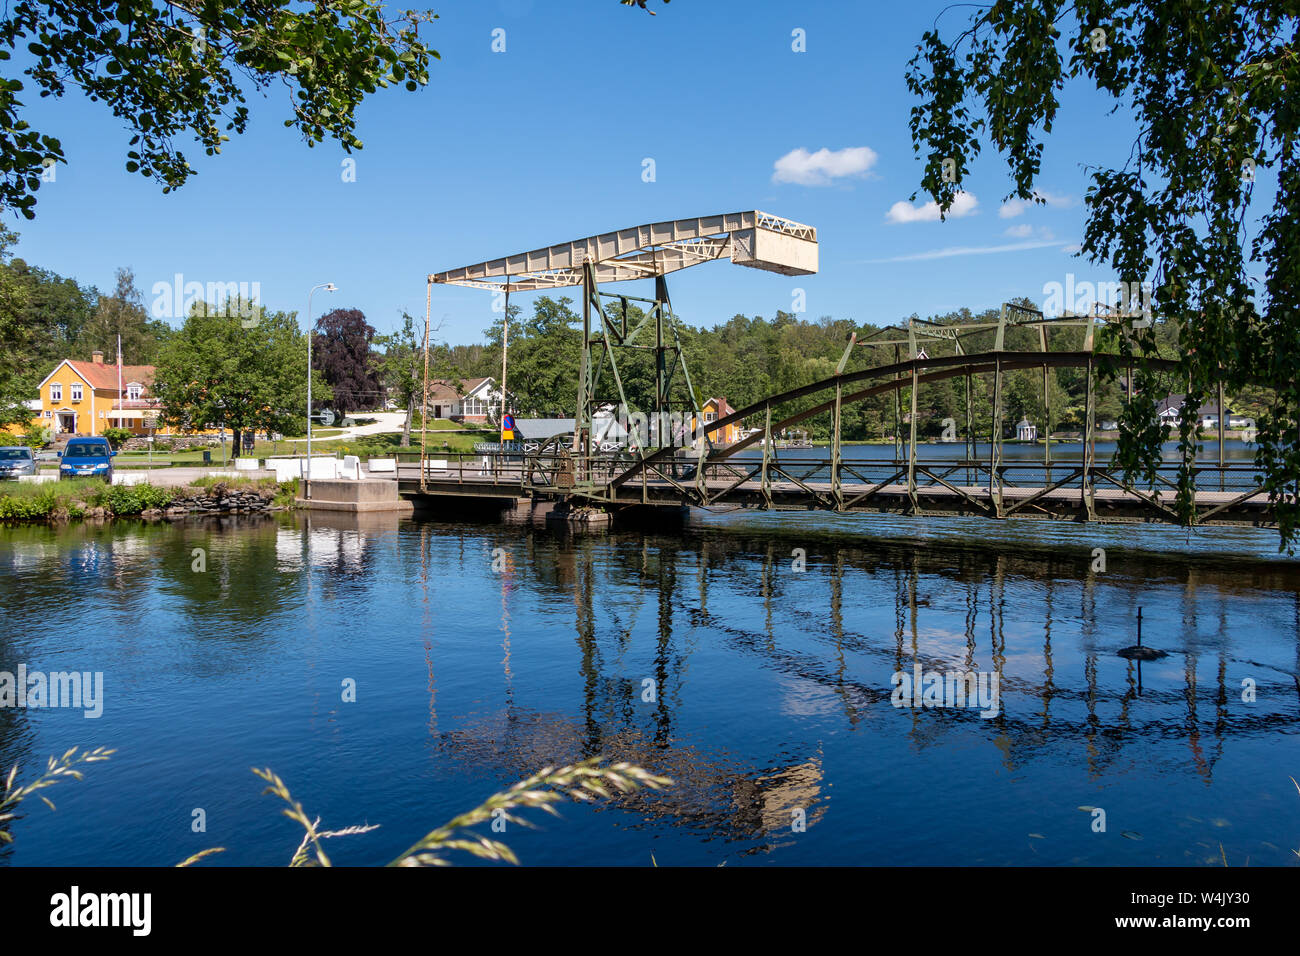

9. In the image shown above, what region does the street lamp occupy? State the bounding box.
[305,282,337,500]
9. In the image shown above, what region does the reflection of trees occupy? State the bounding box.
[420,517,1300,834]
[433,707,827,851]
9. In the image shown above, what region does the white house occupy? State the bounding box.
[1016,418,1037,442]
[423,377,506,423]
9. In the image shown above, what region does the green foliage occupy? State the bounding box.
[906,1,1300,548]
[375,311,422,445]
[77,267,167,365]
[0,226,34,429]
[0,483,60,519]
[101,426,134,450]
[479,296,580,416]
[19,422,51,447]
[98,482,174,515]
[273,479,299,508]
[0,256,98,387]
[0,1,438,218]
[152,304,330,445]
[0,479,175,519]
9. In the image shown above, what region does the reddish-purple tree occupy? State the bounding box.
[312,308,382,418]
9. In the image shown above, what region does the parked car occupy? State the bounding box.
[59,437,116,482]
[0,446,36,479]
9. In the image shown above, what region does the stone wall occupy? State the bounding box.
[143,483,279,519]
[121,435,220,452]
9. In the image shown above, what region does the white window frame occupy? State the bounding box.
[50,383,62,402]
[70,383,83,402]
[127,384,142,401]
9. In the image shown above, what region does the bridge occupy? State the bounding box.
[408,213,1275,528]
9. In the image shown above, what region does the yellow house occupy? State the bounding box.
[29,351,190,438]
[693,397,741,445]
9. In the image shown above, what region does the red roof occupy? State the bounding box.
[64,360,156,393]
[425,377,490,402]
[703,396,737,416]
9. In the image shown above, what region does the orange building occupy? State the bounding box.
[694,397,741,445]
[28,351,187,438]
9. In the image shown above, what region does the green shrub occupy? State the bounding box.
[273,479,298,507]
[101,427,134,450]
[0,480,175,520]
[19,424,52,448]
[0,485,59,519]
[99,483,174,515]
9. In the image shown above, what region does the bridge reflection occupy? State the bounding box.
[409,518,1300,848]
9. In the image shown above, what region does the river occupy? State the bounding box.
[0,465,1297,865]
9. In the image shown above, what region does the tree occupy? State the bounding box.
[312,308,381,419]
[0,1,437,218]
[2,257,97,366]
[0,226,32,428]
[152,303,330,456]
[906,1,1300,549]
[491,296,580,416]
[78,267,165,364]
[375,311,422,447]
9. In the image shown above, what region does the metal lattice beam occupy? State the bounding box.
[428,211,818,292]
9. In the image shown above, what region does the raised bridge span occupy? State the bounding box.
[405,214,1277,529]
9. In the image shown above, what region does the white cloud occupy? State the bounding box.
[1004,224,1055,240]
[865,238,1071,263]
[885,191,978,224]
[772,146,878,186]
[998,190,1074,218]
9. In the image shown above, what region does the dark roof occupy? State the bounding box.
[514,418,574,440]
[1156,395,1229,417]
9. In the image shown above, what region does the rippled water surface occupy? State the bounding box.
[0,506,1297,866]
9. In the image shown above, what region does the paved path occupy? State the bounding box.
[275,412,408,444]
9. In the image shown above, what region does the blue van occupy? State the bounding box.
[59,437,116,482]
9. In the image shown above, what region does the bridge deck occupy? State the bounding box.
[396,463,1274,526]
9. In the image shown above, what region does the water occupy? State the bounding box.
[719,439,1263,491]
[0,506,1297,867]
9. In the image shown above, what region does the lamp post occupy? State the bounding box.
[305,282,337,500]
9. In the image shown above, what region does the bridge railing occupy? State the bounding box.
[395,448,1269,524]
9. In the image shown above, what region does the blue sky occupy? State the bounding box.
[6,0,1260,347]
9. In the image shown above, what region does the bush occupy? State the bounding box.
[0,486,59,519]
[19,424,52,448]
[0,480,175,520]
[101,427,134,450]
[99,483,174,515]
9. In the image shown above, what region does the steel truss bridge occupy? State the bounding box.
[410,214,1277,528]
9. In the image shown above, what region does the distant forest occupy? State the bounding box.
[1,238,1273,441]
